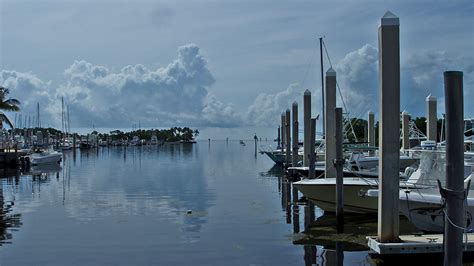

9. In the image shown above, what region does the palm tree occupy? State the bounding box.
[0,86,20,111]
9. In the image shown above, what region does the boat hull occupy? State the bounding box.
[399,191,474,232]
[30,153,62,165]
[294,178,379,214]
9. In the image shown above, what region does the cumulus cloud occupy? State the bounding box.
[0,70,56,125]
[403,51,474,116]
[1,44,241,128]
[335,44,378,117]
[245,83,305,127]
[1,43,472,130]
[244,44,473,126]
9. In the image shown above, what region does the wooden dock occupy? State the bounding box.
[367,233,474,255]
[0,151,28,167]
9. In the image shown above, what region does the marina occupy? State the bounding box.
[0,1,473,265]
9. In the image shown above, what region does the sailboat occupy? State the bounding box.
[59,97,72,150]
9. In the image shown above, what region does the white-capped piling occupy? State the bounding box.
[308,118,316,179]
[325,68,336,179]
[285,109,291,165]
[335,107,344,232]
[368,111,375,156]
[281,113,286,152]
[443,71,464,265]
[426,94,437,141]
[377,11,400,243]
[402,111,410,152]
[292,102,299,167]
[303,90,311,166]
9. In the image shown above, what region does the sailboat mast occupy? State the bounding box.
[37,102,41,128]
[67,105,70,135]
[319,37,325,137]
[61,97,65,135]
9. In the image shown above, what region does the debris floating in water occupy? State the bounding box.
[186,210,192,214]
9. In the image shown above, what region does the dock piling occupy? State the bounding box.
[303,90,311,166]
[443,71,464,266]
[281,113,286,153]
[308,118,316,179]
[325,68,336,179]
[402,111,410,152]
[426,94,438,141]
[277,127,281,149]
[292,102,299,168]
[335,107,344,232]
[73,135,76,154]
[368,111,375,156]
[377,10,400,243]
[286,109,291,166]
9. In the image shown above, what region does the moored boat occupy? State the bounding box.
[29,150,62,165]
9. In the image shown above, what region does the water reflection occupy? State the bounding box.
[264,164,371,265]
[0,187,22,245]
[1,144,214,251]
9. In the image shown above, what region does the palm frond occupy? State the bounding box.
[4,99,21,105]
[0,103,20,111]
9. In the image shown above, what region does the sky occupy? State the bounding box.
[0,0,473,132]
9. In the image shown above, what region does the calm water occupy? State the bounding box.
[0,141,372,265]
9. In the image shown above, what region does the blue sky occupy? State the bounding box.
[1,0,473,129]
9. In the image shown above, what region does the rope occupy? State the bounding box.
[300,48,317,89]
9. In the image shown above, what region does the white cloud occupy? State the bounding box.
[245,83,304,127]
[2,43,472,130]
[0,70,56,125]
[1,44,241,128]
[335,44,378,117]
[244,44,474,126]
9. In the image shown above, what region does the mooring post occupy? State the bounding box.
[335,107,344,232]
[72,134,76,151]
[286,109,291,166]
[368,111,375,156]
[443,71,464,266]
[292,102,299,168]
[277,127,281,149]
[292,183,300,233]
[303,90,311,166]
[402,111,410,153]
[254,135,258,154]
[426,94,437,142]
[281,112,286,153]
[308,118,316,179]
[377,11,400,243]
[325,68,336,179]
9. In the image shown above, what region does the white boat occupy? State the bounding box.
[397,176,473,232]
[58,140,73,150]
[150,135,158,145]
[262,148,324,165]
[130,136,140,146]
[294,151,471,214]
[288,152,418,178]
[29,150,62,165]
